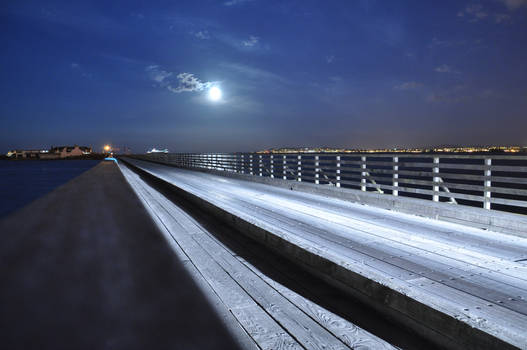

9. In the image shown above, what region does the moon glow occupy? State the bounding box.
[209,86,222,101]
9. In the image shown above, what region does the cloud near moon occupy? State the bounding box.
[146,65,217,94]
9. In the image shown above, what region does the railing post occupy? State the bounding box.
[315,155,320,185]
[433,157,440,202]
[283,155,287,180]
[361,156,367,191]
[336,155,341,188]
[249,154,253,175]
[270,155,274,178]
[297,155,302,182]
[484,158,492,210]
[393,156,399,196]
[259,155,262,176]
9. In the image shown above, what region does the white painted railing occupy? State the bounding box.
[131,153,527,214]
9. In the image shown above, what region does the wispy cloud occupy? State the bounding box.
[146,65,172,83]
[458,2,523,23]
[224,0,254,6]
[428,37,467,50]
[425,85,495,104]
[242,35,259,47]
[494,13,512,23]
[146,65,216,93]
[131,13,144,20]
[457,4,488,22]
[214,33,268,52]
[69,62,92,79]
[393,81,422,90]
[193,30,210,40]
[429,37,452,49]
[434,64,454,73]
[326,55,335,64]
[499,0,527,10]
[171,73,215,93]
[220,62,289,85]
[99,53,149,66]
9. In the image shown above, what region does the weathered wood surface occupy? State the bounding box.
[0,161,241,350]
[119,162,397,350]
[135,152,527,215]
[122,157,527,350]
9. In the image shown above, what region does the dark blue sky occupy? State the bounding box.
[1,0,527,152]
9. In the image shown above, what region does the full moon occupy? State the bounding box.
[208,86,222,101]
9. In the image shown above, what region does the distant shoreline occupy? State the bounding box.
[0,155,107,161]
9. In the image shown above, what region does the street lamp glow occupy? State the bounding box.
[104,145,111,152]
[208,86,222,101]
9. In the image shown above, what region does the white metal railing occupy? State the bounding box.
[130,153,527,214]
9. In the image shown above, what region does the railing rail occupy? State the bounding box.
[132,152,527,214]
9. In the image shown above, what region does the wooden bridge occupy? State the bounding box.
[124,153,527,350]
[1,153,527,350]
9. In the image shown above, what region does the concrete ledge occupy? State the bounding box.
[121,157,522,350]
[0,161,240,350]
[129,156,527,238]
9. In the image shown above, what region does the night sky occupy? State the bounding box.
[1,0,527,153]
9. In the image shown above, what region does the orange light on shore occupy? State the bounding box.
[104,145,111,152]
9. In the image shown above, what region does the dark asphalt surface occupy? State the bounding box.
[0,161,240,350]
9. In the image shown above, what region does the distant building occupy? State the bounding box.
[49,145,92,158]
[6,145,92,159]
[6,149,50,159]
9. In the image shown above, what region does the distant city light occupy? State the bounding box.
[208,86,222,101]
[104,145,111,152]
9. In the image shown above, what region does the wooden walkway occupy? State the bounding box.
[119,163,397,350]
[121,157,527,350]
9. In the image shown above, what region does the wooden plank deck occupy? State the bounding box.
[121,157,527,350]
[119,162,397,350]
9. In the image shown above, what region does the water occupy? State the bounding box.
[0,160,100,219]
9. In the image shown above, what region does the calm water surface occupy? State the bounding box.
[0,160,100,218]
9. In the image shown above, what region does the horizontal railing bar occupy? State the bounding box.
[179,152,527,160]
[166,160,527,186]
[337,180,485,201]
[132,153,527,213]
[490,197,527,207]
[192,160,527,173]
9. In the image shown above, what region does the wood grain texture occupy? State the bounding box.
[121,157,527,349]
[120,162,398,350]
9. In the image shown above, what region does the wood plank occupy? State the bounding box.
[119,165,302,350]
[119,165,260,350]
[235,255,397,350]
[123,157,527,349]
